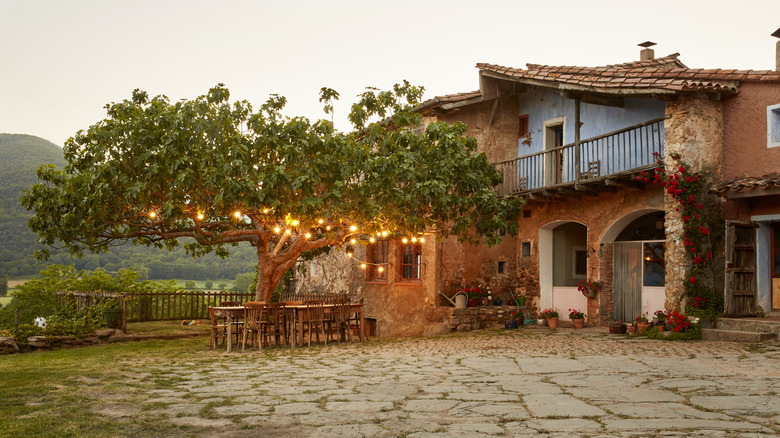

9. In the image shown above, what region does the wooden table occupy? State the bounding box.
[212,306,245,352]
[284,302,366,346]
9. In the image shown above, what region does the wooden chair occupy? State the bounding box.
[329,297,353,343]
[241,301,265,351]
[208,306,228,350]
[262,303,288,347]
[302,300,327,347]
[348,297,364,340]
[220,300,243,344]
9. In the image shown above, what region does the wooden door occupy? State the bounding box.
[725,221,758,316]
[613,242,642,321]
[772,223,780,310]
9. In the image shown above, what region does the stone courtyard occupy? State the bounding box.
[103,326,780,437]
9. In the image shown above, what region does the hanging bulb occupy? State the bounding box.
[234,211,242,219]
[350,238,357,245]
[347,253,353,257]
[263,208,270,214]
[402,238,408,244]
[411,237,417,243]
[350,225,357,232]
[420,237,425,243]
[381,231,388,237]
[369,237,376,243]
[196,212,204,221]
[326,225,331,231]
[291,219,299,227]
[378,266,384,273]
[318,219,324,224]
[148,211,157,219]
[360,263,366,269]
[305,232,312,239]
[285,229,292,235]
[274,226,281,233]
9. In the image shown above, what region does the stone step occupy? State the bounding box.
[715,318,780,335]
[701,329,777,342]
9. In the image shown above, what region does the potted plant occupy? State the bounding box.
[627,322,637,335]
[636,313,651,334]
[540,308,559,328]
[568,309,586,329]
[654,310,668,332]
[609,320,627,334]
[505,311,521,329]
[460,287,482,307]
[576,279,602,298]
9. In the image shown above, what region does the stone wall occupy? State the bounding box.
[663,94,724,311]
[447,305,524,331]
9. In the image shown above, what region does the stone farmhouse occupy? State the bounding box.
[294,39,780,337]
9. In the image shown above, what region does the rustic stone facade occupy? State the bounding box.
[447,305,524,331]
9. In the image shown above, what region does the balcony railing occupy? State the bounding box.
[493,117,665,196]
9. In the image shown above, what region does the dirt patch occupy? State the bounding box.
[8,280,28,288]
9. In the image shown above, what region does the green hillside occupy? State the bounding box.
[0,133,257,280]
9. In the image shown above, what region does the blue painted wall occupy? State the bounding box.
[512,87,666,189]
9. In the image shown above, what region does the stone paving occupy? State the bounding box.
[107,326,780,437]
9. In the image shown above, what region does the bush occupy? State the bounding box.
[204,280,214,290]
[645,323,702,341]
[184,280,197,289]
[0,276,7,297]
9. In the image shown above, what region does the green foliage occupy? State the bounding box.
[184,280,196,289]
[204,280,213,289]
[0,275,7,297]
[232,272,255,294]
[645,323,702,341]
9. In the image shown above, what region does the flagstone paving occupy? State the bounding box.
[111,326,780,437]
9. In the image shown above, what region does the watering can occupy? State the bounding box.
[439,291,468,309]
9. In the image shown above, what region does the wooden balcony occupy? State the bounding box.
[493,117,666,200]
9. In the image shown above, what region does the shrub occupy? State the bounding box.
[204,280,214,290]
[184,280,197,289]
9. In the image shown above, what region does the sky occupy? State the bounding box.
[2,0,780,148]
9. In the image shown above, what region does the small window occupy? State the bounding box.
[400,243,422,281]
[768,104,780,148]
[573,247,587,278]
[366,241,388,283]
[518,114,529,138]
[497,261,506,274]
[521,242,531,258]
[498,228,506,237]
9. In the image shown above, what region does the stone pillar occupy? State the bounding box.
[663,94,724,312]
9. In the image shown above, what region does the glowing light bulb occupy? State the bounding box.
[349,225,357,232]
[420,237,425,243]
[196,213,204,220]
[347,253,353,258]
[234,211,242,219]
[378,266,384,273]
[326,226,331,231]
[274,226,281,233]
[263,208,270,214]
[381,231,388,237]
[360,263,366,269]
[318,219,324,224]
[369,237,376,243]
[285,229,292,235]
[350,239,357,245]
[411,237,417,243]
[291,219,299,227]
[305,232,312,239]
[376,232,381,237]
[402,238,408,244]
[148,211,156,219]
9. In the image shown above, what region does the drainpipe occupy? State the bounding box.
[574,97,581,188]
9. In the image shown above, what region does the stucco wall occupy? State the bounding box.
[721,82,780,180]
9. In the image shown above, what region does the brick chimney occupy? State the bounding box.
[773,28,780,71]
[638,41,656,61]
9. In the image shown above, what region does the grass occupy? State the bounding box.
[125,320,210,336]
[0,336,209,437]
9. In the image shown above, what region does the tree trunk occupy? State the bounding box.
[255,246,296,302]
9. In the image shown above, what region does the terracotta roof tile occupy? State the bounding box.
[710,173,780,195]
[476,53,780,95]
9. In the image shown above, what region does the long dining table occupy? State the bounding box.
[213,302,366,351]
[283,302,366,346]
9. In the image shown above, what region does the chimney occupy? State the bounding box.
[638,41,656,61]
[772,28,780,71]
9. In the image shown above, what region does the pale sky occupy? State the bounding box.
[2,0,780,148]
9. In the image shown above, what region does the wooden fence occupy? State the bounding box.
[58,290,255,324]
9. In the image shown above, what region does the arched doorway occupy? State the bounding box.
[609,211,666,321]
[539,221,589,320]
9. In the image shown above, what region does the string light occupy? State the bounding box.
[263,208,270,214]
[402,238,408,244]
[351,239,357,245]
[350,225,357,232]
[347,253,353,257]
[381,231,388,237]
[285,229,292,235]
[318,219,324,224]
[148,211,157,219]
[369,237,376,243]
[378,266,384,273]
[420,237,425,243]
[360,263,366,269]
[326,226,331,231]
[291,219,299,227]
[305,232,312,239]
[234,210,242,219]
[411,237,417,243]
[274,226,281,233]
[196,212,204,221]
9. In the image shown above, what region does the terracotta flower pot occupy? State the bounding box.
[547,317,559,329]
[627,325,637,335]
[573,319,585,329]
[637,322,652,334]
[609,324,627,334]
[467,299,478,307]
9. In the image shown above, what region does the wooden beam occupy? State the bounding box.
[605,178,645,189]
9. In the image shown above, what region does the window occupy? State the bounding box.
[573,246,587,278]
[400,243,422,281]
[518,114,529,138]
[643,242,665,287]
[521,242,531,258]
[497,261,506,274]
[366,241,388,282]
[768,104,780,148]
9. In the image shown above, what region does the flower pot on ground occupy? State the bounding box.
[568,309,586,329]
[609,323,627,334]
[509,320,519,329]
[637,322,652,334]
[547,317,559,329]
[627,325,637,335]
[537,318,546,326]
[493,299,503,306]
[467,299,478,307]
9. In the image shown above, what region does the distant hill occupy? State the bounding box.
[0,133,256,280]
[0,134,66,277]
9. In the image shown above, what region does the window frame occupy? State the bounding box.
[365,240,389,283]
[399,242,422,282]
